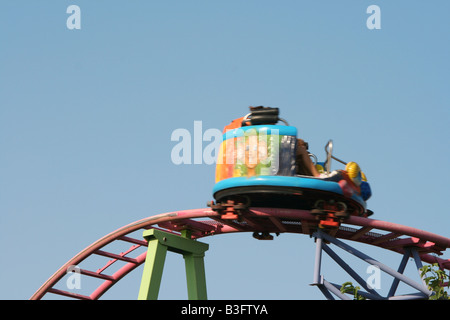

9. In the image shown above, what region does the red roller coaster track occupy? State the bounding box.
[30,207,450,300]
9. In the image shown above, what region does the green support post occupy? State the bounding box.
[138,228,209,300]
[184,252,208,299]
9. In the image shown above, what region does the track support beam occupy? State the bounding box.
[311,229,432,300]
[138,229,209,300]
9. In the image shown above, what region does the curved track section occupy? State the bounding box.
[30,208,450,300]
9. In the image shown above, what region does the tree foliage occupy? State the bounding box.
[420,263,450,300]
[340,281,366,300]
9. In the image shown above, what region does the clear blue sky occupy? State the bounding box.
[1,1,449,300]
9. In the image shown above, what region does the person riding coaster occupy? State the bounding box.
[209,106,373,229]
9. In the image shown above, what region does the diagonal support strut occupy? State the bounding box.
[311,229,432,300]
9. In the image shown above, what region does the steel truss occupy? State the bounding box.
[312,229,433,300]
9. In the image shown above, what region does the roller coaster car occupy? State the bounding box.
[209,106,373,228]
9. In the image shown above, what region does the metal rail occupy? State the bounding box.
[30,207,450,300]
